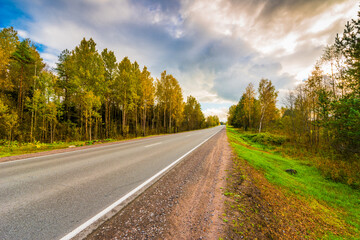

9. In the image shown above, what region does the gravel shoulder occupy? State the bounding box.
[86,128,232,239]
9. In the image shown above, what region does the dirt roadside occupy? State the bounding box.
[86,128,232,240]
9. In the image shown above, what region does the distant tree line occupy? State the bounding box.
[0,28,219,143]
[228,79,278,134]
[228,11,360,157]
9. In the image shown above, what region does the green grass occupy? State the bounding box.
[0,129,198,158]
[0,139,117,158]
[227,126,360,239]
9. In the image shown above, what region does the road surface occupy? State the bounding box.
[0,126,223,240]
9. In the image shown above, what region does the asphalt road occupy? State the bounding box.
[0,126,224,240]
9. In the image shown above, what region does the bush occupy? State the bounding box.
[242,132,288,146]
[316,157,360,189]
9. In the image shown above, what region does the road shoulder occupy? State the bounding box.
[86,128,232,239]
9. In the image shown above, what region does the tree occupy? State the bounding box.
[206,115,219,127]
[227,104,237,126]
[183,95,204,130]
[321,45,342,99]
[331,98,360,154]
[116,57,137,136]
[0,99,18,144]
[132,61,141,136]
[81,91,101,141]
[237,83,258,130]
[56,49,74,122]
[10,40,34,117]
[335,11,360,97]
[139,66,154,136]
[71,38,105,139]
[258,79,278,132]
[332,11,360,154]
[0,27,19,92]
[101,48,117,138]
[167,74,183,132]
[0,28,211,143]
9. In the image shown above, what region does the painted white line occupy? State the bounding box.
[186,134,192,137]
[144,142,162,148]
[0,127,217,166]
[59,127,222,240]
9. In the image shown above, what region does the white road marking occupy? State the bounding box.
[59,128,222,240]
[144,142,162,148]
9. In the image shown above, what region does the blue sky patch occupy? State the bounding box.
[0,0,31,28]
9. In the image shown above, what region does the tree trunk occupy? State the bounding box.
[331,62,336,99]
[89,111,92,141]
[85,111,88,141]
[248,107,251,129]
[105,99,109,138]
[50,120,53,144]
[42,116,45,142]
[169,102,172,133]
[259,107,265,133]
[135,106,138,137]
[34,111,37,141]
[108,101,112,138]
[30,110,34,142]
[152,107,155,131]
[163,105,166,131]
[95,116,98,140]
[18,66,23,119]
[64,75,70,121]
[122,104,126,136]
[143,106,146,136]
[157,106,160,134]
[8,128,12,146]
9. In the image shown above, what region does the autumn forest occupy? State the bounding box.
[0,28,219,144]
[228,13,360,188]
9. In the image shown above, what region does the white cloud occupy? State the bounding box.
[17,29,28,38]
[9,0,359,119]
[203,107,229,122]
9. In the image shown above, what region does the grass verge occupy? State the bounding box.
[0,133,164,159]
[226,126,360,239]
[0,139,117,158]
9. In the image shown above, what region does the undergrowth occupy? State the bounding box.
[227,126,360,239]
[0,139,116,158]
[0,131,171,158]
[235,129,360,189]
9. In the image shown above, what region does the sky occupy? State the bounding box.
[1,0,358,121]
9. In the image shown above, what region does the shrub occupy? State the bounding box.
[242,132,288,146]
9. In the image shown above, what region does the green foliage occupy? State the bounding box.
[258,79,278,132]
[205,115,220,127]
[228,11,360,198]
[227,126,360,238]
[0,139,113,158]
[228,81,276,132]
[0,28,218,147]
[331,97,360,154]
[335,12,360,96]
[155,71,184,133]
[183,95,204,130]
[242,132,288,146]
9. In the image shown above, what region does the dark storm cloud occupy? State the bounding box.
[134,0,181,12]
[227,0,347,28]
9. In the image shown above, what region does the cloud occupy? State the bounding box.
[5,0,358,118]
[203,107,229,122]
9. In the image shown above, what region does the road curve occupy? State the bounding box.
[0,126,224,240]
